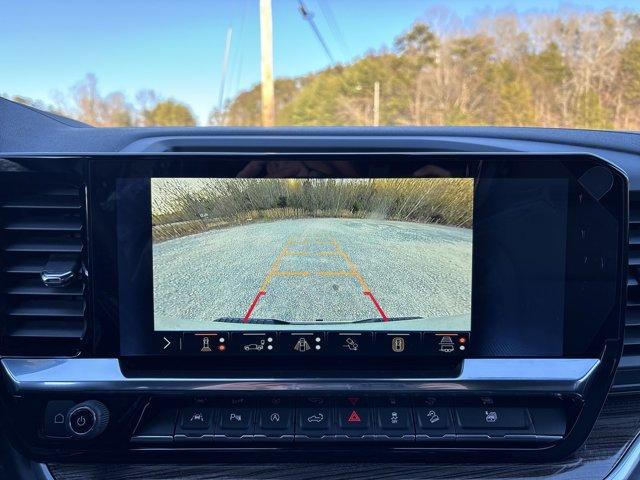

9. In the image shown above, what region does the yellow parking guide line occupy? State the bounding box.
[317,271,355,276]
[259,236,370,293]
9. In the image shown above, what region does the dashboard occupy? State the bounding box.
[1,98,640,480]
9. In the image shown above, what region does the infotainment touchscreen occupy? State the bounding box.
[150,178,473,336]
[91,154,625,361]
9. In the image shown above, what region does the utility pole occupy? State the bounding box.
[373,81,380,127]
[259,0,275,127]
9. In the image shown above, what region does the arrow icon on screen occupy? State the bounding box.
[163,337,171,350]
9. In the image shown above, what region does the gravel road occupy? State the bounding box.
[153,218,472,331]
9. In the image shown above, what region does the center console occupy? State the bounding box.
[0,152,627,462]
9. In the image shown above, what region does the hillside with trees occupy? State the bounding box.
[7,9,640,130]
[8,74,197,127]
[217,11,640,130]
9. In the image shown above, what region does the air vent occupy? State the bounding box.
[0,175,88,356]
[615,191,640,389]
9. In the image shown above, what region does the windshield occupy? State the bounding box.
[3,1,639,129]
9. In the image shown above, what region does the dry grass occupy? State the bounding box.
[152,178,473,243]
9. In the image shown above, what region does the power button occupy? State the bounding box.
[69,407,95,435]
[67,401,109,439]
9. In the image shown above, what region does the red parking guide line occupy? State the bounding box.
[363,292,388,321]
[243,291,266,323]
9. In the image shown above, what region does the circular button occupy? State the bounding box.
[66,401,109,439]
[69,407,96,435]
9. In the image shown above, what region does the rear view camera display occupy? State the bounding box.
[151,178,473,332]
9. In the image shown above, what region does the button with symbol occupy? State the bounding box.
[376,333,418,355]
[68,407,96,435]
[155,332,181,354]
[298,408,331,431]
[259,407,292,430]
[254,398,293,440]
[423,332,469,354]
[217,397,254,437]
[456,407,527,429]
[180,407,213,430]
[296,398,333,439]
[218,407,253,436]
[44,401,74,438]
[379,408,411,430]
[183,333,228,354]
[329,333,372,354]
[416,407,451,430]
[377,397,414,438]
[229,333,278,353]
[338,408,370,429]
[285,333,323,353]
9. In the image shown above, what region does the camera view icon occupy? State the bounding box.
[439,336,455,353]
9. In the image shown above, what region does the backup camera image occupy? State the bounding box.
[151,178,473,331]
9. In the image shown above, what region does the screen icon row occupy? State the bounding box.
[155,331,469,356]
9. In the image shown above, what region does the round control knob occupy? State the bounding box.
[67,401,109,439]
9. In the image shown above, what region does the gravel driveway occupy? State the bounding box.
[153,218,472,331]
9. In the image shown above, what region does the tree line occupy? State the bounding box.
[7,73,197,127]
[6,9,640,130]
[152,178,473,242]
[219,10,640,130]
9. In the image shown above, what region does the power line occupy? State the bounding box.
[230,0,248,98]
[218,27,233,114]
[298,0,335,64]
[317,0,351,60]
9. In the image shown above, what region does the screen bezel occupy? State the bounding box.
[87,152,626,364]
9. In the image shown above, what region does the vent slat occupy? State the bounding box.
[6,319,84,339]
[624,325,640,346]
[5,238,83,253]
[629,274,639,287]
[626,308,640,327]
[1,195,81,210]
[5,279,84,296]
[4,257,48,274]
[4,217,82,232]
[8,300,85,317]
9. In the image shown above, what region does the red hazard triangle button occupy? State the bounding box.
[347,410,362,423]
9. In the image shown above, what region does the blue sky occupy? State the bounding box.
[2,0,637,124]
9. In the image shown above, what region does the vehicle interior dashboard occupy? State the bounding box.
[1,99,640,480]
